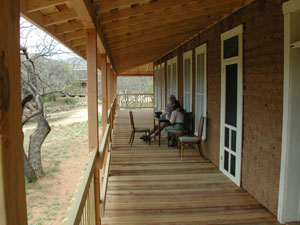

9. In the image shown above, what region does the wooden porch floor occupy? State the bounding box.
[102,110,280,225]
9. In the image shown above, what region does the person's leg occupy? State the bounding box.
[153,123,167,136]
[149,125,159,135]
[164,125,174,138]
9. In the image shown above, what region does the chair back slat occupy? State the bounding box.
[129,111,135,129]
[198,116,204,139]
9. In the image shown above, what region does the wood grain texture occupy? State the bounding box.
[0,0,28,224]
[101,110,280,225]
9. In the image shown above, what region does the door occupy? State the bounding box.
[220,25,243,186]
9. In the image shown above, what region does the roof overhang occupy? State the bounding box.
[19,0,255,75]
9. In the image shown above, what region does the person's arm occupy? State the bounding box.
[169,111,176,125]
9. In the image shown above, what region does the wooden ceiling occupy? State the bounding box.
[20,0,255,74]
[119,63,153,76]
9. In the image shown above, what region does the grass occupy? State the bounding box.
[24,106,103,225]
[24,121,90,225]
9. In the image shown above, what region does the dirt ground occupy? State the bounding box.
[25,106,102,225]
[24,106,102,132]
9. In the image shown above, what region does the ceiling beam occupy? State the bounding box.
[105,11,226,39]
[56,20,84,34]
[26,0,70,13]
[104,0,244,33]
[110,28,201,52]
[99,0,201,24]
[44,8,78,26]
[93,0,149,13]
[70,37,86,47]
[20,0,84,59]
[70,0,115,67]
[64,29,86,41]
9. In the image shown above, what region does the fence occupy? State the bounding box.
[117,93,154,109]
[63,96,117,225]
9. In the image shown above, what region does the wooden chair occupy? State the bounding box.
[129,111,151,146]
[167,128,184,146]
[167,111,193,146]
[179,116,205,158]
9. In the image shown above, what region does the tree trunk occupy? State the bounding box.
[24,152,37,181]
[28,113,51,178]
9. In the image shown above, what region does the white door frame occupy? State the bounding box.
[183,50,193,112]
[195,43,207,139]
[278,0,300,223]
[219,25,243,186]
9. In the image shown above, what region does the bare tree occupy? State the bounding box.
[20,19,78,180]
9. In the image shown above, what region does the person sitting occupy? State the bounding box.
[140,95,176,141]
[164,101,184,147]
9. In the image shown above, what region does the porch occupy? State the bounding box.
[102,110,280,225]
[2,0,300,224]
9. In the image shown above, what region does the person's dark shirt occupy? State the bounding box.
[166,103,174,116]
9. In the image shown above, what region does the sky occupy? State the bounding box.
[20,17,79,60]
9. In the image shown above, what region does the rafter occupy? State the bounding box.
[70,0,115,67]
[110,28,201,52]
[56,20,84,34]
[64,29,86,41]
[44,8,78,26]
[93,0,149,13]
[26,0,70,12]
[99,0,200,24]
[103,0,244,32]
[70,37,86,47]
[111,32,196,57]
[104,9,227,39]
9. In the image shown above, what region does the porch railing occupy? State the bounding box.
[117,93,154,109]
[63,96,117,225]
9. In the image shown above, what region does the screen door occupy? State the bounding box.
[220,25,243,186]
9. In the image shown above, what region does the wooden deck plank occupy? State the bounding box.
[102,110,280,225]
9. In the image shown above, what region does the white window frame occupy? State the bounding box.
[172,57,178,99]
[219,24,243,186]
[161,63,166,110]
[183,50,193,112]
[154,65,158,109]
[167,61,172,99]
[157,64,161,110]
[195,43,207,140]
[167,56,178,99]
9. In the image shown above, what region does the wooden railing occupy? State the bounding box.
[117,93,154,109]
[63,96,117,225]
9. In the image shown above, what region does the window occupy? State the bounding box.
[167,57,178,99]
[154,64,165,110]
[195,44,207,139]
[167,64,172,98]
[161,64,166,109]
[157,65,161,109]
[183,51,193,112]
[154,66,159,109]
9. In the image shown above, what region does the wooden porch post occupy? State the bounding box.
[0,0,28,224]
[86,29,101,225]
[106,64,112,107]
[87,29,99,151]
[100,54,107,132]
